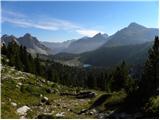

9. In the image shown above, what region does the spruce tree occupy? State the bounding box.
[139,36,159,98]
[111,61,131,92]
[34,54,42,76]
[1,43,7,55]
[15,54,23,70]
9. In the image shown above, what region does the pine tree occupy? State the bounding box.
[28,54,35,73]
[1,43,7,55]
[111,61,131,92]
[139,36,159,98]
[34,54,42,76]
[46,67,54,82]
[15,54,23,70]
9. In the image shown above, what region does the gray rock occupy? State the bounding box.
[16,106,30,116]
[55,112,65,117]
[46,88,54,93]
[41,96,49,103]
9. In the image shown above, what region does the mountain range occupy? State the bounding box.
[1,33,51,55]
[43,33,108,54]
[42,39,75,54]
[1,22,159,64]
[103,22,158,47]
[43,22,158,54]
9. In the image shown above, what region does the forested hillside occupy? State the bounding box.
[80,41,153,68]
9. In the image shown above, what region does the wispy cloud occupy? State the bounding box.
[2,10,26,18]
[76,29,101,37]
[2,10,103,37]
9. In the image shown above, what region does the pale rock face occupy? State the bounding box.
[16,106,31,116]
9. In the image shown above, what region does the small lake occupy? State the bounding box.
[83,64,92,68]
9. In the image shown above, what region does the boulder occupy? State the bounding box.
[41,96,48,103]
[55,112,65,117]
[44,96,48,101]
[16,106,30,116]
[46,88,54,93]
[11,102,17,107]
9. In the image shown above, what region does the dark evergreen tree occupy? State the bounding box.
[34,54,42,76]
[1,43,7,55]
[139,36,159,98]
[15,54,23,70]
[111,61,132,92]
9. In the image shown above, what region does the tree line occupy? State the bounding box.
[1,41,136,93]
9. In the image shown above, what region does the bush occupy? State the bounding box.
[144,96,159,118]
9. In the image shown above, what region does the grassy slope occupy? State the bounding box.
[1,65,106,119]
[4,65,156,118]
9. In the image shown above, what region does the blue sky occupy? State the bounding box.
[1,1,159,42]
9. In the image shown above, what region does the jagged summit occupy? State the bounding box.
[23,33,32,38]
[103,22,158,47]
[1,33,51,55]
[128,22,146,29]
[93,33,108,38]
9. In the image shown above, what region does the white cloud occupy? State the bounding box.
[76,29,101,37]
[2,9,26,18]
[3,17,59,30]
[2,10,103,37]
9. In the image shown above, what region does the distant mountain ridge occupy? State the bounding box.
[43,22,158,55]
[43,33,109,54]
[1,34,19,45]
[1,33,51,55]
[78,22,158,68]
[63,33,109,54]
[42,39,75,54]
[1,22,159,56]
[103,22,158,47]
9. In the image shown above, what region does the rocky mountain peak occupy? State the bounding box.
[24,33,32,38]
[93,33,108,39]
[128,22,146,29]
